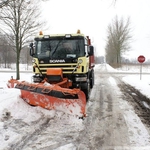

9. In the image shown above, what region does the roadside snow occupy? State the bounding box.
[54,143,76,150]
[122,75,150,99]
[108,73,150,149]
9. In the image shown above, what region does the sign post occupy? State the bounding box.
[137,55,145,80]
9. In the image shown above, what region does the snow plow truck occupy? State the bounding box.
[8,30,95,117]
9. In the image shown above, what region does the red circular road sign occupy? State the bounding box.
[138,55,145,63]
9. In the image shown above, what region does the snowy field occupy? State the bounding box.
[106,64,150,99]
[0,64,150,149]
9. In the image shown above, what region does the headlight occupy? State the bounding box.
[78,59,83,64]
[44,35,50,39]
[32,59,36,63]
[65,34,71,38]
[75,77,87,82]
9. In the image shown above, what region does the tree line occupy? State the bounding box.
[0,33,32,68]
[105,16,132,68]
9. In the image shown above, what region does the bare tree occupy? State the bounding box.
[0,0,12,8]
[20,45,32,70]
[105,16,132,67]
[110,0,117,5]
[0,0,44,79]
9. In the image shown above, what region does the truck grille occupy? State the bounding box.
[38,64,77,74]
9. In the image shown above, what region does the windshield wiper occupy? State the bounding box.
[51,40,62,57]
[77,41,80,52]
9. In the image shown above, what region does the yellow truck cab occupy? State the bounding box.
[30,30,95,100]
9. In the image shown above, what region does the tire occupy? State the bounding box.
[82,79,90,101]
[90,70,94,89]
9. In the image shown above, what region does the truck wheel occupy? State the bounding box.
[90,70,94,89]
[83,79,90,101]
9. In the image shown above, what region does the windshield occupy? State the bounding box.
[35,39,85,59]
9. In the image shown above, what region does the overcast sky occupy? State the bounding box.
[41,0,150,60]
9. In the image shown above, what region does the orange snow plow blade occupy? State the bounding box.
[7,79,86,117]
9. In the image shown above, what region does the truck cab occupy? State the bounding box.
[30,30,95,100]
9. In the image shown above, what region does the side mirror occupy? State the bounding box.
[29,42,35,56]
[88,46,94,56]
[30,43,33,47]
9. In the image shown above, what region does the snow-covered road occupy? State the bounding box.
[1,64,150,150]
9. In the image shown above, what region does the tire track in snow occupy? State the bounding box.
[10,117,50,150]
